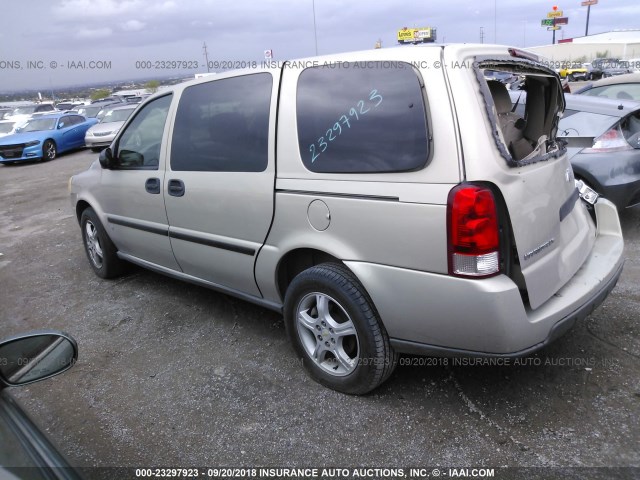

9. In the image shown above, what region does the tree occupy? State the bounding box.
[90,89,111,101]
[144,80,160,93]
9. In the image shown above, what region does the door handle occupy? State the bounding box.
[145,178,161,194]
[168,179,185,197]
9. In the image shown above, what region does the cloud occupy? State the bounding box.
[76,27,113,39]
[122,20,146,32]
[54,0,144,19]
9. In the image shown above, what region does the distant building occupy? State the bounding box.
[527,29,640,62]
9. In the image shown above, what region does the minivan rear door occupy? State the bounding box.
[444,45,597,310]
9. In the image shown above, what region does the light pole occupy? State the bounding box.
[494,0,497,43]
[312,0,319,55]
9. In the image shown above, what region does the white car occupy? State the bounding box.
[0,120,17,137]
[5,103,56,125]
[84,105,137,151]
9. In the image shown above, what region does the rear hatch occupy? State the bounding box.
[443,45,597,309]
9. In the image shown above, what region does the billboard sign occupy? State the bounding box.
[554,17,569,25]
[541,19,554,26]
[397,27,434,43]
[547,10,563,18]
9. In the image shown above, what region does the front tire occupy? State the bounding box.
[80,207,125,279]
[42,140,57,161]
[284,263,397,394]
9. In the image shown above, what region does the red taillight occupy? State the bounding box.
[447,184,500,278]
[583,124,633,153]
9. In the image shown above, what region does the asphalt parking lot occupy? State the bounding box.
[1,150,639,476]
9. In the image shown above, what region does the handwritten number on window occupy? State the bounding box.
[308,89,384,164]
[369,89,383,107]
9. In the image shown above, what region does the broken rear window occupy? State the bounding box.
[478,60,565,165]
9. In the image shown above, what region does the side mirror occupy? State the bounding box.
[0,332,78,387]
[99,147,115,169]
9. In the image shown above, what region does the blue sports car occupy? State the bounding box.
[0,112,98,164]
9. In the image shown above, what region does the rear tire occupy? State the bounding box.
[284,263,397,395]
[80,207,125,279]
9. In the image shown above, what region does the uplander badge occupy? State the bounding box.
[524,238,555,261]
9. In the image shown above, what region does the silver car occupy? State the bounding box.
[84,105,137,151]
[70,45,624,394]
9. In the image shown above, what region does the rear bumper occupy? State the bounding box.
[346,198,624,356]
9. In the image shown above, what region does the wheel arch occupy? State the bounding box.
[75,200,92,224]
[276,248,347,302]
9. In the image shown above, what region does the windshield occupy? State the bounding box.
[76,106,101,117]
[0,122,15,133]
[12,106,38,115]
[101,108,135,123]
[21,118,57,132]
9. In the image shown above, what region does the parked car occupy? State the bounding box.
[559,64,588,81]
[624,58,640,73]
[70,44,624,394]
[85,104,137,151]
[587,58,632,80]
[5,103,56,125]
[0,107,13,120]
[560,95,640,210]
[55,101,83,111]
[90,96,125,105]
[71,101,122,119]
[573,73,640,101]
[0,112,98,164]
[0,120,17,137]
[0,331,80,478]
[509,90,640,210]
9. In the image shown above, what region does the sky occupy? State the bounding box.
[0,0,638,92]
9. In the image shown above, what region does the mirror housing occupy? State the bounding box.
[99,147,115,169]
[0,331,78,387]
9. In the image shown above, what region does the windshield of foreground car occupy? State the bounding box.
[21,118,57,132]
[101,108,135,123]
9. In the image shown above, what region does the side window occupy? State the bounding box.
[58,117,70,128]
[116,94,172,170]
[171,73,272,172]
[296,62,429,173]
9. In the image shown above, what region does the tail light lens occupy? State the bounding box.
[583,124,633,153]
[447,184,500,278]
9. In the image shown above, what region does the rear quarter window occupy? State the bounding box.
[296,62,429,173]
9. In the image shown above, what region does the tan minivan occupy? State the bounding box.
[70,44,624,394]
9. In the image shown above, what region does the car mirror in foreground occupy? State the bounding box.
[99,147,114,169]
[0,332,78,387]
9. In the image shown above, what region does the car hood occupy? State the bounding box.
[0,131,51,145]
[87,121,125,135]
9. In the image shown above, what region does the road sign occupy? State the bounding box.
[547,10,563,18]
[547,26,561,31]
[581,0,597,5]
[554,17,569,25]
[541,19,554,26]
